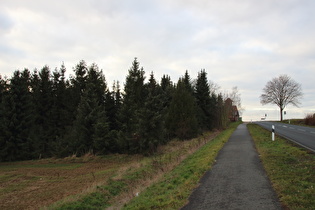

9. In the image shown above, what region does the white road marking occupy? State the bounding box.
[298,129,305,132]
[283,125,287,128]
[289,127,294,129]
[311,131,315,134]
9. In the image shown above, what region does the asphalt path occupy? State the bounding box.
[254,121,315,152]
[181,123,282,210]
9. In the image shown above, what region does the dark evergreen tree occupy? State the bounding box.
[0,70,34,161]
[160,74,174,109]
[137,72,165,154]
[92,104,110,154]
[50,64,73,155]
[0,75,6,161]
[166,77,198,140]
[0,75,7,103]
[216,93,227,129]
[114,81,122,111]
[105,85,116,131]
[102,81,122,153]
[31,66,54,158]
[195,69,213,131]
[209,92,218,129]
[118,58,146,153]
[183,70,193,93]
[68,60,88,121]
[69,63,110,155]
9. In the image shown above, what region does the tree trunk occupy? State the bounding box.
[280,107,283,121]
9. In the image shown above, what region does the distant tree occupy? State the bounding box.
[216,93,230,129]
[166,77,198,140]
[209,92,218,129]
[209,80,220,95]
[260,74,303,121]
[228,86,243,116]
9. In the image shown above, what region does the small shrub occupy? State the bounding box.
[304,113,315,126]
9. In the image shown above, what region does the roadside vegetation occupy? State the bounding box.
[247,123,315,209]
[282,115,315,128]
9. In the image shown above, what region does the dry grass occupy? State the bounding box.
[106,131,220,209]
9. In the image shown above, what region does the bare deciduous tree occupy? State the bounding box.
[260,74,303,121]
[229,86,244,116]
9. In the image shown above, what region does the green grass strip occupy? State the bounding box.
[123,122,240,209]
[247,123,315,210]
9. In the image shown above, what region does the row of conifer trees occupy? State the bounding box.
[0,58,232,161]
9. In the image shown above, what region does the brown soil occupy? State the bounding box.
[0,154,137,210]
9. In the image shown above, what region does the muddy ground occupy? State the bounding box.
[0,154,136,210]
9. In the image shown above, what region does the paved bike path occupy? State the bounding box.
[182,123,282,210]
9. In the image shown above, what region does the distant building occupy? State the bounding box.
[225,98,240,122]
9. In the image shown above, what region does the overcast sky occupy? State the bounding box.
[1,0,314,121]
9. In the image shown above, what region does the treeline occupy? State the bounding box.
[0,58,234,161]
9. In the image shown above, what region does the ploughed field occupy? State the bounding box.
[0,154,134,209]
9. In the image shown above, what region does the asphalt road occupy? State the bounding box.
[254,121,315,152]
[181,123,281,210]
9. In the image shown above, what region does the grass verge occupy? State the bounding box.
[247,123,315,209]
[50,122,240,209]
[123,122,241,209]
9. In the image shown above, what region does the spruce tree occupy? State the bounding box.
[102,81,122,153]
[209,92,218,129]
[105,85,116,131]
[118,58,146,153]
[69,60,88,121]
[0,70,34,161]
[31,66,54,158]
[137,72,164,154]
[51,64,72,155]
[195,70,212,131]
[216,94,226,129]
[160,74,174,109]
[183,70,193,93]
[166,77,198,140]
[0,75,7,104]
[69,63,110,155]
[0,75,7,161]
